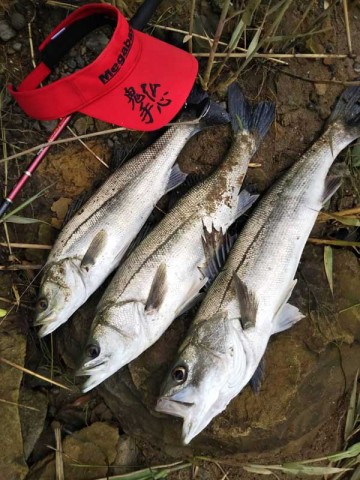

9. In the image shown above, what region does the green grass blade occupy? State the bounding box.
[324,246,333,294]
[345,371,359,442]
[0,183,54,224]
[93,462,192,480]
[4,215,49,225]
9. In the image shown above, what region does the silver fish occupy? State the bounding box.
[77,84,275,392]
[156,85,360,444]
[34,89,229,337]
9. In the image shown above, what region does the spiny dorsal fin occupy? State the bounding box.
[232,272,257,329]
[198,223,236,286]
[145,263,167,313]
[80,230,108,271]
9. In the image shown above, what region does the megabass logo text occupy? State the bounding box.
[98,28,134,85]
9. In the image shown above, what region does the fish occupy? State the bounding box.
[77,84,275,393]
[155,85,360,444]
[34,86,230,337]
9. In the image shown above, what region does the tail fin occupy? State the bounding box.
[328,85,360,128]
[228,83,275,145]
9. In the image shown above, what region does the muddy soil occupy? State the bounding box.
[0,1,360,479]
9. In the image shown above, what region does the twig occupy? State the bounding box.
[339,303,360,314]
[67,126,109,169]
[45,1,77,9]
[0,357,72,391]
[343,0,353,55]
[194,52,348,59]
[27,23,36,69]
[52,421,64,480]
[276,69,360,86]
[317,206,360,223]
[307,238,360,247]
[0,119,208,164]
[150,24,287,65]
[0,242,52,249]
[0,264,43,270]
[188,0,196,54]
[0,398,40,411]
[202,0,231,90]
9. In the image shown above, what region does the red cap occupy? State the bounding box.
[8,4,198,131]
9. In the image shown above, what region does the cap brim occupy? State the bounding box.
[81,31,198,131]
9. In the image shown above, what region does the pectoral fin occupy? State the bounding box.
[232,272,257,329]
[272,302,304,335]
[199,223,235,286]
[81,230,108,271]
[145,263,167,313]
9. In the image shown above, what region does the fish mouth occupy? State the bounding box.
[79,369,109,393]
[33,313,61,337]
[76,359,106,377]
[155,397,194,419]
[156,396,213,445]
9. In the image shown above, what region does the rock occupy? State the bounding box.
[12,41,22,52]
[40,119,58,133]
[51,197,72,222]
[27,422,119,480]
[0,20,16,41]
[0,316,28,479]
[66,58,77,71]
[19,389,48,460]
[354,62,360,74]
[314,83,328,96]
[85,32,109,55]
[10,12,26,30]
[111,435,139,475]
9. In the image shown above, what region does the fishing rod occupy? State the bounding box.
[0,0,164,219]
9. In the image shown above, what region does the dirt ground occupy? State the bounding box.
[0,0,360,479]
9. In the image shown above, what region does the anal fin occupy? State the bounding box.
[272,302,304,335]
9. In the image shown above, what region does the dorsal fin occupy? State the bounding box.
[198,223,236,287]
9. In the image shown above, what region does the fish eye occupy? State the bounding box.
[86,343,100,359]
[36,298,48,311]
[171,365,187,384]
